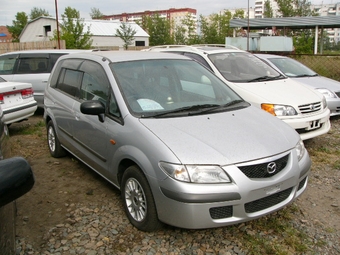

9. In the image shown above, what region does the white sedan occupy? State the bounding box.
[255,53,340,117]
[0,77,37,125]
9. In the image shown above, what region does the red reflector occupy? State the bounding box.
[21,88,34,98]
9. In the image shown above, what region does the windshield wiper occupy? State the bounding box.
[142,104,224,118]
[190,100,245,115]
[143,101,246,118]
[294,74,318,78]
[247,75,283,82]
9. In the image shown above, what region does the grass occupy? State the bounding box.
[231,205,312,255]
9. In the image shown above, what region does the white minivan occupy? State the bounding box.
[145,45,331,140]
[0,49,92,108]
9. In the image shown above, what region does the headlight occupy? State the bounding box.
[159,162,231,183]
[295,139,306,161]
[316,88,337,99]
[261,103,297,116]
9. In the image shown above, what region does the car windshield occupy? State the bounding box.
[268,57,317,77]
[208,52,283,83]
[110,59,247,117]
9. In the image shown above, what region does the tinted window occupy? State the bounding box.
[183,52,212,71]
[16,57,48,74]
[56,69,83,97]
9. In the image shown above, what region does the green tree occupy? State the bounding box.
[199,10,235,44]
[90,7,103,19]
[263,0,274,18]
[141,14,173,46]
[274,0,318,53]
[30,7,50,20]
[181,13,200,45]
[173,25,187,45]
[7,12,28,42]
[275,0,316,17]
[53,7,93,49]
[115,22,137,50]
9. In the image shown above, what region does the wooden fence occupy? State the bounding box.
[0,41,66,54]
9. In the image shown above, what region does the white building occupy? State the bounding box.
[19,17,149,48]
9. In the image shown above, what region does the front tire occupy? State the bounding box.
[47,120,66,158]
[121,165,162,232]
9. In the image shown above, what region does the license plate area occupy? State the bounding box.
[264,183,282,195]
[307,119,321,130]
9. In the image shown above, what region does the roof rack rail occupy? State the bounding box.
[143,44,240,51]
[191,44,239,50]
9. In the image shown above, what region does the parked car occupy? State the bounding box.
[0,76,37,125]
[44,51,311,231]
[145,45,330,140]
[0,49,93,108]
[255,53,340,117]
[0,105,35,254]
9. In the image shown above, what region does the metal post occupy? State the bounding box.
[55,0,61,49]
[247,0,250,51]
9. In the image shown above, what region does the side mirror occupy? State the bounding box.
[80,100,105,123]
[0,157,35,208]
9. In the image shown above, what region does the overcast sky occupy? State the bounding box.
[0,0,329,26]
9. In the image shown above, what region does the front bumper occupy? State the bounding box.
[153,149,311,229]
[281,108,330,140]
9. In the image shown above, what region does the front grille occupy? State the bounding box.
[210,206,233,219]
[238,154,289,179]
[298,102,322,114]
[245,187,293,213]
[298,177,307,191]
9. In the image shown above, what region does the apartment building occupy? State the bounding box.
[103,8,197,31]
[311,2,340,43]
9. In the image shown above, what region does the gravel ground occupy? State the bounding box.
[10,114,340,255]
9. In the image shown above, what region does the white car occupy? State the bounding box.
[146,45,331,140]
[0,77,37,124]
[255,53,340,117]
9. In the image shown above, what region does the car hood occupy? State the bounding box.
[291,76,340,92]
[232,78,323,105]
[140,106,299,165]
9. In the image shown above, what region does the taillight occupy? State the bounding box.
[0,94,3,104]
[21,88,34,99]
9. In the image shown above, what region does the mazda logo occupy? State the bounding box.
[267,162,277,174]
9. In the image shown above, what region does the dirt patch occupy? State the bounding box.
[8,111,340,253]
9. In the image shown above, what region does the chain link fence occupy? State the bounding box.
[288,54,340,82]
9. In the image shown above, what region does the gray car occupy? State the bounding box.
[44,51,311,231]
[255,53,340,117]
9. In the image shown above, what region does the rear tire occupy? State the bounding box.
[47,120,66,158]
[121,165,162,232]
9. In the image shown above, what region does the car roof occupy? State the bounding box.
[58,50,193,63]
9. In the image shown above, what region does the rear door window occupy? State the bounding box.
[0,54,18,75]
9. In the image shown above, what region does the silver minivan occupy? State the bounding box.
[44,51,311,231]
[0,49,92,108]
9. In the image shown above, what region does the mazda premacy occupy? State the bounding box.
[44,51,311,231]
